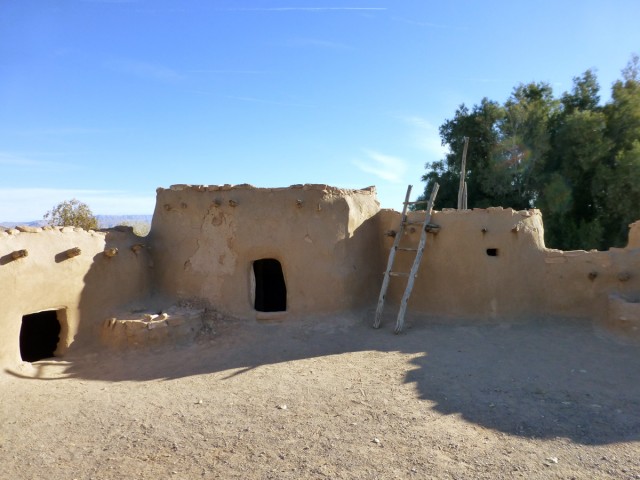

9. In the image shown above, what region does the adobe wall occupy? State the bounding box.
[148,184,384,318]
[0,226,151,368]
[2,183,638,371]
[379,207,547,319]
[380,208,640,327]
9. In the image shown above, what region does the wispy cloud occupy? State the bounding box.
[80,0,140,3]
[0,188,117,197]
[222,94,315,108]
[188,69,269,75]
[400,115,448,159]
[463,77,510,84]
[0,152,74,169]
[392,16,465,30]
[281,38,353,50]
[7,127,110,136]
[221,7,387,12]
[104,58,184,82]
[403,115,434,130]
[353,150,407,183]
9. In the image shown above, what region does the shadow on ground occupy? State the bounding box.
[7,312,640,446]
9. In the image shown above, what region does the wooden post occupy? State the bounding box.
[11,249,28,260]
[463,181,468,210]
[457,136,469,210]
[66,247,81,258]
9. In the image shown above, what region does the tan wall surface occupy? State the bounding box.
[379,208,547,319]
[379,207,640,322]
[628,220,640,249]
[540,247,640,319]
[3,184,639,371]
[0,226,151,368]
[149,184,384,318]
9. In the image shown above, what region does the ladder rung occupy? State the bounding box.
[404,200,429,205]
[373,182,439,333]
[388,271,414,277]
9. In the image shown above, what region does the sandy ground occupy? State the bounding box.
[1,311,640,480]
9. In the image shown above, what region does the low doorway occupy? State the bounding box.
[253,258,287,312]
[20,310,62,362]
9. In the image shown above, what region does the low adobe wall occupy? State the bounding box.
[540,246,640,320]
[379,207,547,319]
[0,226,151,369]
[628,220,640,249]
[148,184,384,318]
[379,208,640,329]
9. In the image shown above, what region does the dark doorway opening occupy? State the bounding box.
[486,248,499,257]
[253,259,287,312]
[20,310,61,362]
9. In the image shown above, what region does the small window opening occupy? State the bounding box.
[253,258,287,312]
[20,310,61,362]
[486,248,499,257]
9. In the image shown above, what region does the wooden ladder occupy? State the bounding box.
[373,183,439,333]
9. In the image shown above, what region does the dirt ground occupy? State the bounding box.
[1,311,640,480]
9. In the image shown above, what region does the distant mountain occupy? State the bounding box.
[1,214,153,229]
[0,220,46,228]
[95,215,153,229]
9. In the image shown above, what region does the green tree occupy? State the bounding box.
[500,82,558,205]
[560,69,600,114]
[600,55,640,247]
[541,109,611,249]
[420,98,509,209]
[606,54,640,151]
[418,55,640,250]
[419,85,557,211]
[44,199,99,230]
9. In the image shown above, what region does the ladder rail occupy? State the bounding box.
[394,183,439,333]
[372,185,413,328]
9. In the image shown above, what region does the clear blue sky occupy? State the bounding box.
[2,0,639,221]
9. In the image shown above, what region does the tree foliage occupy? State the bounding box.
[43,199,99,230]
[419,56,640,250]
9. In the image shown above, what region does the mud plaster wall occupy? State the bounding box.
[379,207,547,319]
[2,184,638,370]
[380,208,640,322]
[0,227,151,367]
[148,184,383,318]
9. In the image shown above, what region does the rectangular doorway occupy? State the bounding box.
[19,309,63,362]
[253,258,287,312]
